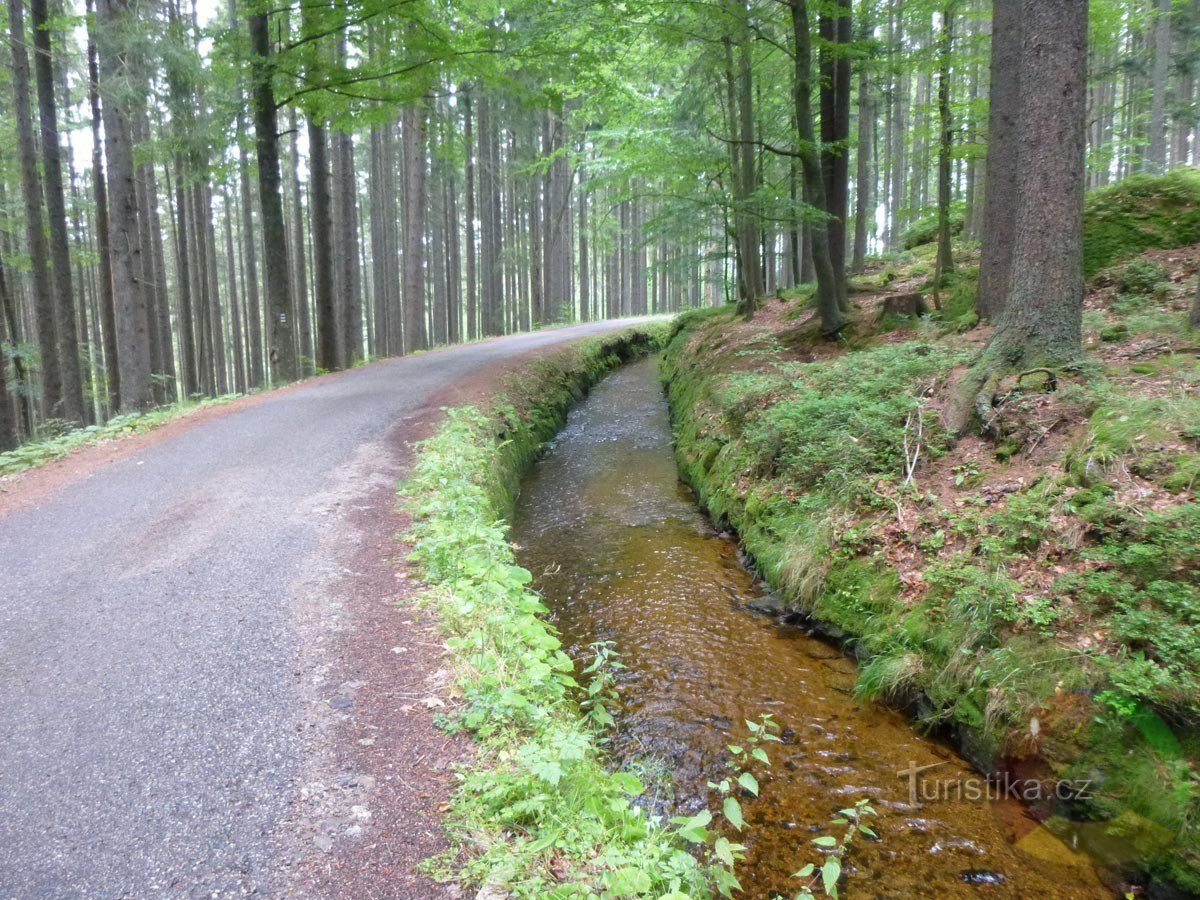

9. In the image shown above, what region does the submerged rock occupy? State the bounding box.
[960,870,1007,886]
[746,592,787,615]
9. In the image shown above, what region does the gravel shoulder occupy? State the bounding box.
[0,320,653,898]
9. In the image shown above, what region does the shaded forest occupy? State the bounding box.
[0,0,1197,448]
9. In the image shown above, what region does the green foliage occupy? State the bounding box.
[901,208,964,250]
[403,326,720,897]
[0,395,240,477]
[1115,258,1168,296]
[1083,169,1200,277]
[662,309,1200,892]
[789,799,877,900]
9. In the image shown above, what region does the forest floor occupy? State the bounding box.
[662,242,1200,894]
[0,318,651,898]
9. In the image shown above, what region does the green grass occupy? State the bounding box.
[662,308,1200,894]
[1083,168,1200,277]
[402,326,727,898]
[0,395,241,478]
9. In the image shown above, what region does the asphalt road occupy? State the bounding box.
[0,319,654,899]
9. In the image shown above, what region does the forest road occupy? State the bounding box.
[0,318,658,899]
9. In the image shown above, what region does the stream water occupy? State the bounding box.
[510,357,1112,899]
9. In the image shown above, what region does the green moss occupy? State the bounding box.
[1083,168,1200,277]
[663,309,1200,893]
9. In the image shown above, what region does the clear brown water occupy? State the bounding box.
[511,358,1112,899]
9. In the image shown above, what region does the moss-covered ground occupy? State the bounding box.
[662,185,1200,894]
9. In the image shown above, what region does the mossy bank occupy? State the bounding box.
[403,325,735,898]
[661,247,1200,896]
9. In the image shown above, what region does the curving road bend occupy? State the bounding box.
[0,319,654,899]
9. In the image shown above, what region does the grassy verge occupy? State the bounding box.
[0,394,240,478]
[661,246,1200,893]
[402,326,729,899]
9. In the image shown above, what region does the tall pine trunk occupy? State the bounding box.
[790,0,844,334]
[7,0,63,419]
[975,0,1021,319]
[30,0,85,422]
[248,11,297,383]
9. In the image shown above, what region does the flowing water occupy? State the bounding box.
[510,358,1114,899]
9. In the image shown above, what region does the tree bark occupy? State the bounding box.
[0,254,19,448]
[819,0,852,309]
[976,0,1021,319]
[463,89,478,341]
[402,102,427,352]
[8,0,63,420]
[84,0,119,409]
[936,3,956,278]
[1147,0,1170,172]
[948,0,1088,432]
[30,0,85,422]
[790,0,844,334]
[97,0,153,411]
[248,11,297,384]
[852,9,873,274]
[307,118,338,370]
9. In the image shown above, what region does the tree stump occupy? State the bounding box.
[878,292,927,320]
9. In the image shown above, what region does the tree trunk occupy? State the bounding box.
[307,118,338,370]
[949,0,1088,432]
[335,130,363,363]
[85,0,119,410]
[30,0,84,422]
[402,102,427,352]
[975,0,1022,319]
[97,0,152,411]
[1147,0,1170,173]
[8,0,63,421]
[0,254,19,448]
[249,11,297,384]
[819,0,852,309]
[463,89,478,341]
[852,10,873,273]
[936,3,956,278]
[790,0,845,334]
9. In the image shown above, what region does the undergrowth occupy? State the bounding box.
[403,327,727,898]
[662,281,1200,893]
[0,394,240,478]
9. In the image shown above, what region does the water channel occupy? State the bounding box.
[510,357,1111,899]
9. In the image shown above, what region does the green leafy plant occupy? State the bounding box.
[787,798,877,900]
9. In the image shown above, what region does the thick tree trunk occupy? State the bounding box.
[308,118,338,370]
[948,0,1088,432]
[402,102,427,352]
[249,11,297,384]
[1147,0,1170,173]
[790,0,844,334]
[287,108,312,373]
[975,0,1021,320]
[97,0,153,411]
[335,130,363,363]
[8,0,63,420]
[30,0,85,422]
[819,0,852,309]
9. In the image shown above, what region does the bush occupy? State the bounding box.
[1083,168,1200,277]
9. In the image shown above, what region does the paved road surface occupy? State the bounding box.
[0,319,654,898]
